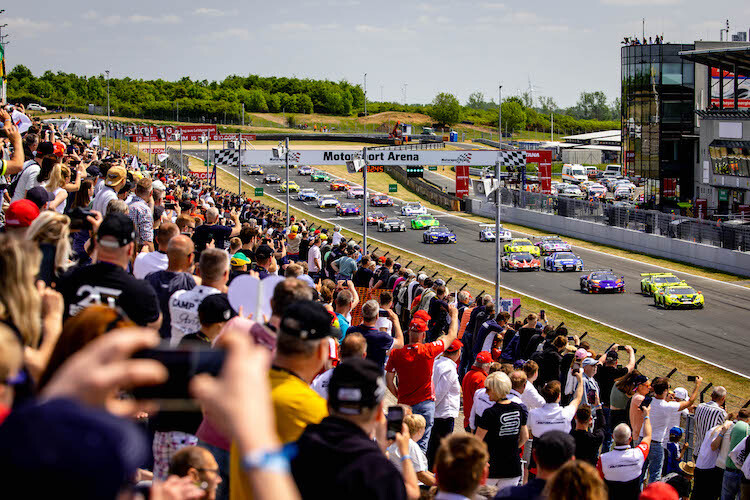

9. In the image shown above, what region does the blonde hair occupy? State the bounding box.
[404,413,426,438]
[46,163,66,191]
[0,236,42,347]
[0,324,23,381]
[544,460,607,500]
[26,211,74,271]
[485,371,512,401]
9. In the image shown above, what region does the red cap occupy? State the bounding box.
[5,200,40,228]
[160,177,167,183]
[476,351,493,364]
[639,483,678,500]
[412,310,431,323]
[446,339,463,353]
[408,319,427,333]
[378,256,386,263]
[53,142,65,157]
[165,195,175,201]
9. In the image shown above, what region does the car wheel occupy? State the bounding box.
[580,283,586,292]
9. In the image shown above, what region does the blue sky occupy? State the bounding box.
[4,0,750,108]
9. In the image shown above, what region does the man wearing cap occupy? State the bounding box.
[331,247,358,282]
[348,300,404,372]
[58,213,161,328]
[426,283,450,342]
[229,301,334,500]
[693,386,728,461]
[385,305,458,454]
[462,351,493,432]
[427,338,463,468]
[371,257,394,290]
[460,295,493,382]
[251,244,276,280]
[193,207,241,253]
[307,236,322,281]
[595,345,636,453]
[92,166,126,215]
[133,222,178,280]
[228,252,252,283]
[291,358,414,500]
[25,185,54,210]
[3,199,40,239]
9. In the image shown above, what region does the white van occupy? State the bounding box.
[602,164,622,179]
[561,164,588,184]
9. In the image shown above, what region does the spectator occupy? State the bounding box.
[595,345,635,452]
[646,376,701,484]
[459,294,492,381]
[4,199,40,239]
[693,415,734,500]
[598,405,652,500]
[291,358,415,500]
[475,371,529,490]
[57,212,161,328]
[250,244,276,279]
[385,305,458,453]
[387,413,436,486]
[307,236,322,280]
[472,305,501,360]
[144,235,198,340]
[375,289,394,336]
[571,405,606,466]
[434,435,490,500]
[469,362,503,432]
[352,255,374,288]
[128,177,154,251]
[168,445,223,500]
[333,287,358,340]
[25,210,74,286]
[331,246,357,281]
[427,338,463,468]
[626,373,651,440]
[693,386,728,460]
[426,284,450,342]
[370,256,394,290]
[641,483,680,500]
[521,360,546,410]
[312,331,366,399]
[179,294,237,346]
[193,207,241,252]
[663,461,695,500]
[133,222,178,279]
[495,430,576,499]
[664,427,687,476]
[537,335,568,385]
[11,140,53,203]
[25,185,54,211]
[544,460,607,500]
[508,370,527,406]
[462,351,493,431]
[528,375,583,439]
[722,409,750,500]
[348,300,404,371]
[91,166,126,215]
[266,277,314,338]
[168,248,228,346]
[516,313,540,357]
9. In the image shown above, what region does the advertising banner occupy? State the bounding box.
[710,68,750,109]
[455,165,470,199]
[241,149,502,167]
[695,198,707,219]
[190,171,215,180]
[128,125,219,142]
[525,150,552,194]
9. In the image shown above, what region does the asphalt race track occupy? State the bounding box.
[186,150,750,377]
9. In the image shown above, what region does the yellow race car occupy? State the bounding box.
[654,284,704,309]
[278,181,300,193]
[504,238,540,256]
[640,273,685,296]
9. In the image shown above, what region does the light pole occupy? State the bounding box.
[238,132,242,195]
[178,131,183,178]
[498,85,502,145]
[242,103,245,127]
[106,70,110,149]
[164,126,168,171]
[285,137,290,226]
[364,73,367,116]
[362,148,368,251]
[495,85,502,308]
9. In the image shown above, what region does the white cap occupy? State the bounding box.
[418,274,428,281]
[673,387,689,401]
[151,180,166,191]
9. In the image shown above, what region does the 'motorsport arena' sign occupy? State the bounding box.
[241,149,502,166]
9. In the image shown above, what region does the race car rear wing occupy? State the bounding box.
[479,224,498,229]
[640,273,675,277]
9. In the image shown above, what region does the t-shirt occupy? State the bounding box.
[477,401,528,478]
[727,421,749,470]
[347,324,394,371]
[336,313,350,340]
[91,186,117,216]
[352,267,374,288]
[594,364,628,406]
[144,270,196,340]
[648,398,682,443]
[387,439,428,476]
[385,340,445,406]
[11,160,40,202]
[193,223,232,252]
[168,285,221,345]
[333,256,357,278]
[58,261,160,326]
[571,427,606,466]
[696,425,723,470]
[597,442,650,487]
[133,251,169,279]
[528,403,577,437]
[311,368,333,400]
[307,245,321,272]
[462,367,487,429]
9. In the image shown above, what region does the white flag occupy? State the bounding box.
[157,153,169,162]
[131,155,139,170]
[89,135,100,148]
[11,110,32,134]
[60,119,72,132]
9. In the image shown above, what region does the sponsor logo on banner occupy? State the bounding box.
[456,165,470,199]
[243,149,502,166]
[190,171,215,180]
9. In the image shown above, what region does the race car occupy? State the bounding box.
[411,215,439,230]
[298,165,313,175]
[336,203,361,216]
[536,236,572,255]
[298,188,319,201]
[318,196,340,209]
[378,217,406,232]
[478,224,512,242]
[263,173,281,184]
[654,285,704,309]
[579,270,625,293]
[423,226,457,244]
[370,194,394,207]
[366,211,387,225]
[640,273,685,296]
[587,183,607,199]
[501,252,541,271]
[330,179,350,191]
[347,186,365,199]
[504,238,540,256]
[544,252,584,272]
[278,181,300,193]
[311,171,331,182]
[245,165,264,175]
[401,202,428,216]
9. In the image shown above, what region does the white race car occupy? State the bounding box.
[298,188,319,201]
[318,196,340,209]
[401,202,428,216]
[479,223,512,242]
[346,186,365,199]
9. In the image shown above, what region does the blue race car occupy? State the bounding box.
[423,226,457,244]
[297,188,319,201]
[579,269,625,294]
[544,252,584,272]
[336,203,361,216]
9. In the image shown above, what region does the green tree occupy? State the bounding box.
[538,96,557,115]
[429,92,461,126]
[501,101,527,132]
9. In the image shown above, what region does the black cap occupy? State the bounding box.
[86,165,101,178]
[198,294,237,325]
[36,141,55,157]
[280,300,338,340]
[254,244,274,261]
[97,213,135,248]
[606,350,619,360]
[328,358,387,414]
[25,186,54,209]
[533,430,576,469]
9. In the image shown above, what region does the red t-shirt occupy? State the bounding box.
[385,340,446,406]
[462,367,488,428]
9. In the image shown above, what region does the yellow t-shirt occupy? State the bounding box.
[229,367,328,500]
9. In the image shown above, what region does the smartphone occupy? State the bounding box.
[539,310,546,320]
[386,406,405,440]
[687,375,697,382]
[165,201,176,210]
[378,309,390,318]
[618,345,627,351]
[640,396,653,409]
[67,144,75,154]
[69,207,94,231]
[567,336,575,341]
[131,344,226,407]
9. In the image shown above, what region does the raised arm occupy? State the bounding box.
[678,376,702,412]
[436,305,459,348]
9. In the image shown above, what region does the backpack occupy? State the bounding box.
[7,159,36,198]
[501,332,521,362]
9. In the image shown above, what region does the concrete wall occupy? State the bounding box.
[388,165,463,211]
[469,198,750,276]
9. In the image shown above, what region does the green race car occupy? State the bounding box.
[411,215,439,230]
[311,171,331,182]
[640,273,685,296]
[504,238,540,256]
[654,285,704,309]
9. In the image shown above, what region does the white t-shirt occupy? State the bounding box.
[521,381,545,410]
[308,245,321,272]
[696,425,723,470]
[11,160,40,202]
[311,368,333,400]
[92,186,117,215]
[598,442,650,482]
[528,403,577,437]
[375,311,393,336]
[432,356,460,419]
[647,398,681,443]
[168,285,221,345]
[730,437,749,477]
[133,251,169,280]
[387,439,428,479]
[469,388,493,431]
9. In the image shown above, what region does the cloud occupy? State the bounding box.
[355,24,387,34]
[127,14,181,24]
[540,24,569,33]
[194,7,226,16]
[5,17,51,35]
[270,22,313,32]
[418,15,451,25]
[479,1,506,9]
[83,10,98,20]
[101,15,122,26]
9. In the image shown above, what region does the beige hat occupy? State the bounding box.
[105,167,126,187]
[679,461,695,476]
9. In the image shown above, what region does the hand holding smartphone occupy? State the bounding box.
[386,406,404,441]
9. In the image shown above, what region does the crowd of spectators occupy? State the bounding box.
[0,108,747,500]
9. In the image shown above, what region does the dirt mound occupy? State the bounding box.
[358,111,432,125]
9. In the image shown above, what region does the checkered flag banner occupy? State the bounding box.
[213,149,241,165]
[499,150,526,167]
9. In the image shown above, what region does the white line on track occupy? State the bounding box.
[208,158,750,380]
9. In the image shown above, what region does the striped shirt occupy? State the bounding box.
[694,401,727,458]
